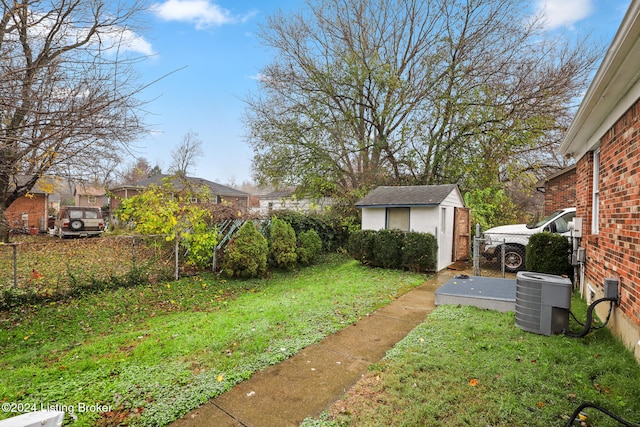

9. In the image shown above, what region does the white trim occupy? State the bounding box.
[592,149,600,234]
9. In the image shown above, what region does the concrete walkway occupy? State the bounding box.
[171,269,462,427]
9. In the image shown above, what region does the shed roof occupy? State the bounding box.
[355,184,460,208]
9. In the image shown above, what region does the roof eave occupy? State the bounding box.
[560,1,640,159]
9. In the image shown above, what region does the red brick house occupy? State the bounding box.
[4,178,51,232]
[559,0,640,361]
[537,165,577,216]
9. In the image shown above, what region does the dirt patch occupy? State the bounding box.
[328,371,388,421]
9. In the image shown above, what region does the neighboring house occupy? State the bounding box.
[4,177,52,232]
[109,174,250,216]
[258,188,332,216]
[558,0,640,361]
[74,185,108,208]
[536,165,577,215]
[355,184,470,271]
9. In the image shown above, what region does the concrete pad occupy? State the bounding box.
[435,275,516,312]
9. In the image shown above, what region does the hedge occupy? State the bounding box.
[348,229,438,272]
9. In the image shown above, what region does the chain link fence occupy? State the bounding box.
[0,235,179,307]
[473,232,531,278]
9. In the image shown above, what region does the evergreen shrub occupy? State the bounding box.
[268,217,298,269]
[222,221,268,278]
[297,229,323,265]
[402,231,438,272]
[274,210,350,251]
[372,229,404,269]
[347,229,438,272]
[347,229,377,264]
[525,231,572,277]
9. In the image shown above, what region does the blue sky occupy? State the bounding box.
[123,0,632,187]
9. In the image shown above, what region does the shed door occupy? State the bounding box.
[452,207,470,261]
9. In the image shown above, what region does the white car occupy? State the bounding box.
[482,207,576,272]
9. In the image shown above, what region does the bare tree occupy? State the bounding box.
[244,0,601,202]
[0,0,149,241]
[168,131,204,177]
[119,157,154,184]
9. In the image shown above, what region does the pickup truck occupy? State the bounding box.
[481,207,576,272]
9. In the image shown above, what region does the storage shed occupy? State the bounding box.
[355,184,469,271]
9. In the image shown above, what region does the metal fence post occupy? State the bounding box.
[501,238,506,278]
[12,244,18,289]
[174,237,180,281]
[473,236,479,276]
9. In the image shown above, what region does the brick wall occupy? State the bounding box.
[580,99,640,328]
[544,167,577,215]
[5,194,47,230]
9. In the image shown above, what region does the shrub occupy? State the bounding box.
[347,229,377,264]
[297,229,323,265]
[348,229,438,272]
[273,210,351,252]
[525,231,572,276]
[268,217,298,269]
[372,229,405,269]
[222,221,268,278]
[402,232,438,272]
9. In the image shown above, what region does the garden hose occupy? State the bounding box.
[564,297,617,338]
[563,402,640,427]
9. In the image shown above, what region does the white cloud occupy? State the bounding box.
[99,27,155,56]
[535,0,593,30]
[24,11,154,57]
[151,0,234,29]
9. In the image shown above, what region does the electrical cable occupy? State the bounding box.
[568,300,614,329]
[563,402,640,427]
[564,297,617,338]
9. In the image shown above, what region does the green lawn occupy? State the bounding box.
[304,299,640,427]
[0,254,426,426]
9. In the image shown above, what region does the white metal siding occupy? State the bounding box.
[361,207,386,230]
[410,206,438,234]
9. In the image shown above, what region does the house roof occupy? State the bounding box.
[355,184,460,208]
[535,164,577,192]
[8,175,56,195]
[261,188,296,199]
[74,185,106,197]
[559,0,640,159]
[111,174,250,198]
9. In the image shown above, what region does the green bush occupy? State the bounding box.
[347,229,377,264]
[222,221,268,278]
[347,229,438,272]
[268,217,298,269]
[525,232,572,276]
[297,229,323,265]
[273,210,351,252]
[372,229,405,269]
[402,232,438,272]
